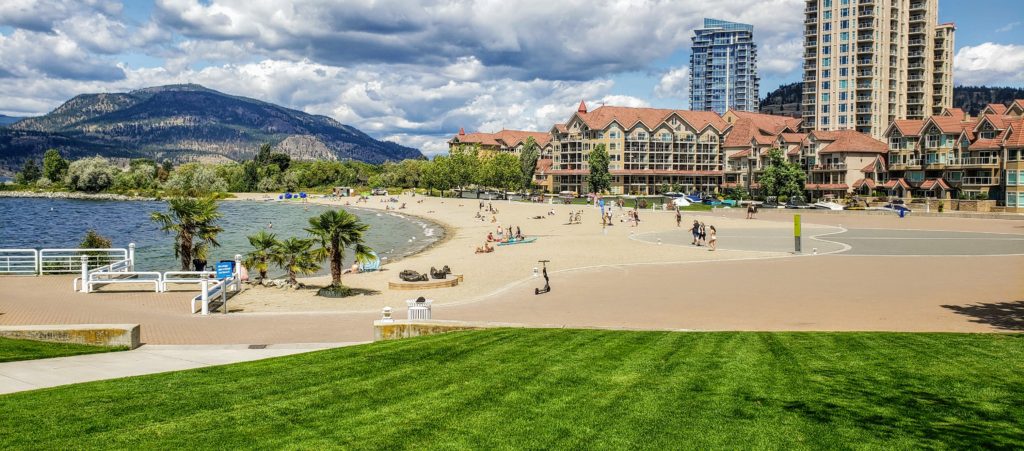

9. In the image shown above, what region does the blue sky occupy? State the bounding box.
[1,0,1021,155]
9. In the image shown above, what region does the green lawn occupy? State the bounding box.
[1,329,1023,448]
[0,337,122,363]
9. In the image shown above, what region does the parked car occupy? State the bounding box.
[371,188,388,196]
[762,197,784,209]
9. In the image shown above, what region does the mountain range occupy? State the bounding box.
[760,84,1024,118]
[0,84,422,171]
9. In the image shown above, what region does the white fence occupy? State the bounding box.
[190,255,243,315]
[0,249,39,275]
[0,244,134,276]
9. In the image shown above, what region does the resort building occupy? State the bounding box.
[690,19,760,114]
[883,103,1024,202]
[448,128,551,157]
[721,110,804,191]
[549,101,729,195]
[802,130,889,198]
[802,0,955,140]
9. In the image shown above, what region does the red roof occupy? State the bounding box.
[816,130,888,154]
[891,120,925,136]
[452,129,551,148]
[535,158,553,174]
[970,137,1003,151]
[920,178,951,191]
[852,178,876,190]
[779,132,807,143]
[985,103,1009,115]
[882,178,911,190]
[578,100,588,113]
[728,149,752,159]
[861,155,886,173]
[723,111,802,147]
[575,106,729,134]
[1004,119,1024,148]
[942,108,968,121]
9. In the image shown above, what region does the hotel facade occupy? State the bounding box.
[802,0,954,140]
[451,99,1024,211]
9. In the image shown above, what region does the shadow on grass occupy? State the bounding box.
[942,301,1024,331]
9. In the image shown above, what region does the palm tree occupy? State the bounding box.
[270,237,322,286]
[150,197,223,270]
[306,209,373,289]
[243,230,279,283]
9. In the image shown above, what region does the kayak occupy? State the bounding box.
[497,238,537,246]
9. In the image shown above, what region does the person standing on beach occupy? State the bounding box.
[746,202,755,219]
[699,222,706,246]
[708,226,717,251]
[675,209,682,227]
[691,220,700,245]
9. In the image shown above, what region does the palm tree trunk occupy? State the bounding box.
[180,234,192,271]
[331,238,342,287]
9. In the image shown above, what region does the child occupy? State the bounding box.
[708,225,717,251]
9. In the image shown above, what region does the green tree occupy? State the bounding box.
[150,197,224,271]
[42,149,69,183]
[481,153,522,193]
[758,149,806,199]
[519,137,540,192]
[14,158,41,185]
[65,156,119,192]
[254,143,273,165]
[270,237,322,286]
[164,163,228,196]
[587,144,611,194]
[448,145,481,195]
[306,209,373,290]
[421,156,453,196]
[243,230,279,283]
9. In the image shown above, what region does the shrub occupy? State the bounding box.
[164,163,228,196]
[65,157,119,192]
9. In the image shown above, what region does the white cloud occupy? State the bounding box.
[654,66,690,100]
[996,22,1020,33]
[954,43,1024,87]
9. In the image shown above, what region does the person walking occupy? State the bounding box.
[691,220,700,245]
[698,222,706,246]
[708,225,717,251]
[675,208,682,227]
[746,202,754,219]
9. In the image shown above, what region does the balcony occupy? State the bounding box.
[811,163,847,172]
[805,17,818,25]
[857,59,873,65]
[859,7,876,16]
[857,95,873,101]
[857,34,874,42]
[857,107,872,113]
[909,39,925,46]
[910,14,925,22]
[857,70,873,77]
[910,2,925,11]
[950,157,1001,167]
[856,119,872,126]
[962,177,998,186]
[857,82,873,89]
[889,159,922,170]
[857,46,873,53]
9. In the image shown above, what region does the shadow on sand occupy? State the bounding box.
[942,301,1024,331]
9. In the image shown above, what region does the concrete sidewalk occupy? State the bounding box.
[0,342,366,395]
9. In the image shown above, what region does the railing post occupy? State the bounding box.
[234,254,242,292]
[200,279,210,315]
[221,280,228,314]
[80,255,89,293]
[35,249,41,276]
[128,243,136,271]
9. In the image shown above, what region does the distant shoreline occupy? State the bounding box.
[0,191,157,201]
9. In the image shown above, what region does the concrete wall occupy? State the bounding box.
[373,320,520,341]
[0,324,140,349]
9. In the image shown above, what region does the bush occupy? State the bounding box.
[65,157,119,192]
[164,163,228,196]
[80,229,112,249]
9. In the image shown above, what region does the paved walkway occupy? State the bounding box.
[0,342,364,394]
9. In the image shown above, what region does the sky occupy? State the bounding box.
[1,1,1022,157]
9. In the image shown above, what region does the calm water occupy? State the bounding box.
[0,198,442,275]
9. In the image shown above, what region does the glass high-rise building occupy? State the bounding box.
[690,19,760,114]
[802,0,955,139]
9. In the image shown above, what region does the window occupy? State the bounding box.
[889,137,904,149]
[1009,170,1018,186]
[839,116,847,125]
[840,20,849,29]
[821,117,830,126]
[926,133,940,148]
[840,32,849,42]
[840,44,849,53]
[821,93,830,102]
[1009,193,1018,207]
[839,80,847,89]
[822,69,831,78]
[822,81,830,89]
[839,104,847,112]
[822,105,830,113]
[840,56,848,65]
[823,57,831,66]
[823,22,832,31]
[839,67,848,76]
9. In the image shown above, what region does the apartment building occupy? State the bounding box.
[690,19,760,114]
[721,110,804,191]
[802,0,954,140]
[448,128,551,157]
[883,103,1024,201]
[803,130,889,197]
[549,101,729,195]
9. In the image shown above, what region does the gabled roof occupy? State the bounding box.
[983,103,1008,115]
[852,178,877,190]
[451,129,551,148]
[889,119,926,137]
[925,116,972,134]
[728,149,752,159]
[882,178,911,190]
[779,132,808,143]
[861,155,886,173]
[1004,119,1024,148]
[535,158,553,174]
[920,178,951,191]
[816,130,888,154]
[975,114,1014,131]
[722,111,802,147]
[569,106,729,135]
[941,108,968,121]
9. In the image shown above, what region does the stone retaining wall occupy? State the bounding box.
[0,324,141,349]
[373,320,521,341]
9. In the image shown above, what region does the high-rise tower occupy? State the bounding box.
[690,19,760,114]
[802,0,954,139]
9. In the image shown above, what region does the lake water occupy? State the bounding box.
[0,198,442,275]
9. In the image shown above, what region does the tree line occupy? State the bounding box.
[9,139,544,197]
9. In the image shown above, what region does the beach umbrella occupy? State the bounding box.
[299,192,307,198]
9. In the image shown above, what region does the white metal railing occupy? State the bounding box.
[407,298,433,320]
[162,271,216,292]
[962,177,997,186]
[41,245,132,274]
[0,249,39,275]
[190,255,243,315]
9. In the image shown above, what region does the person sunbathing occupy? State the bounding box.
[487,232,495,242]
[475,242,494,253]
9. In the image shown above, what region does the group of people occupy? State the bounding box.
[690,220,717,250]
[625,209,641,227]
[567,210,583,224]
[477,224,527,253]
